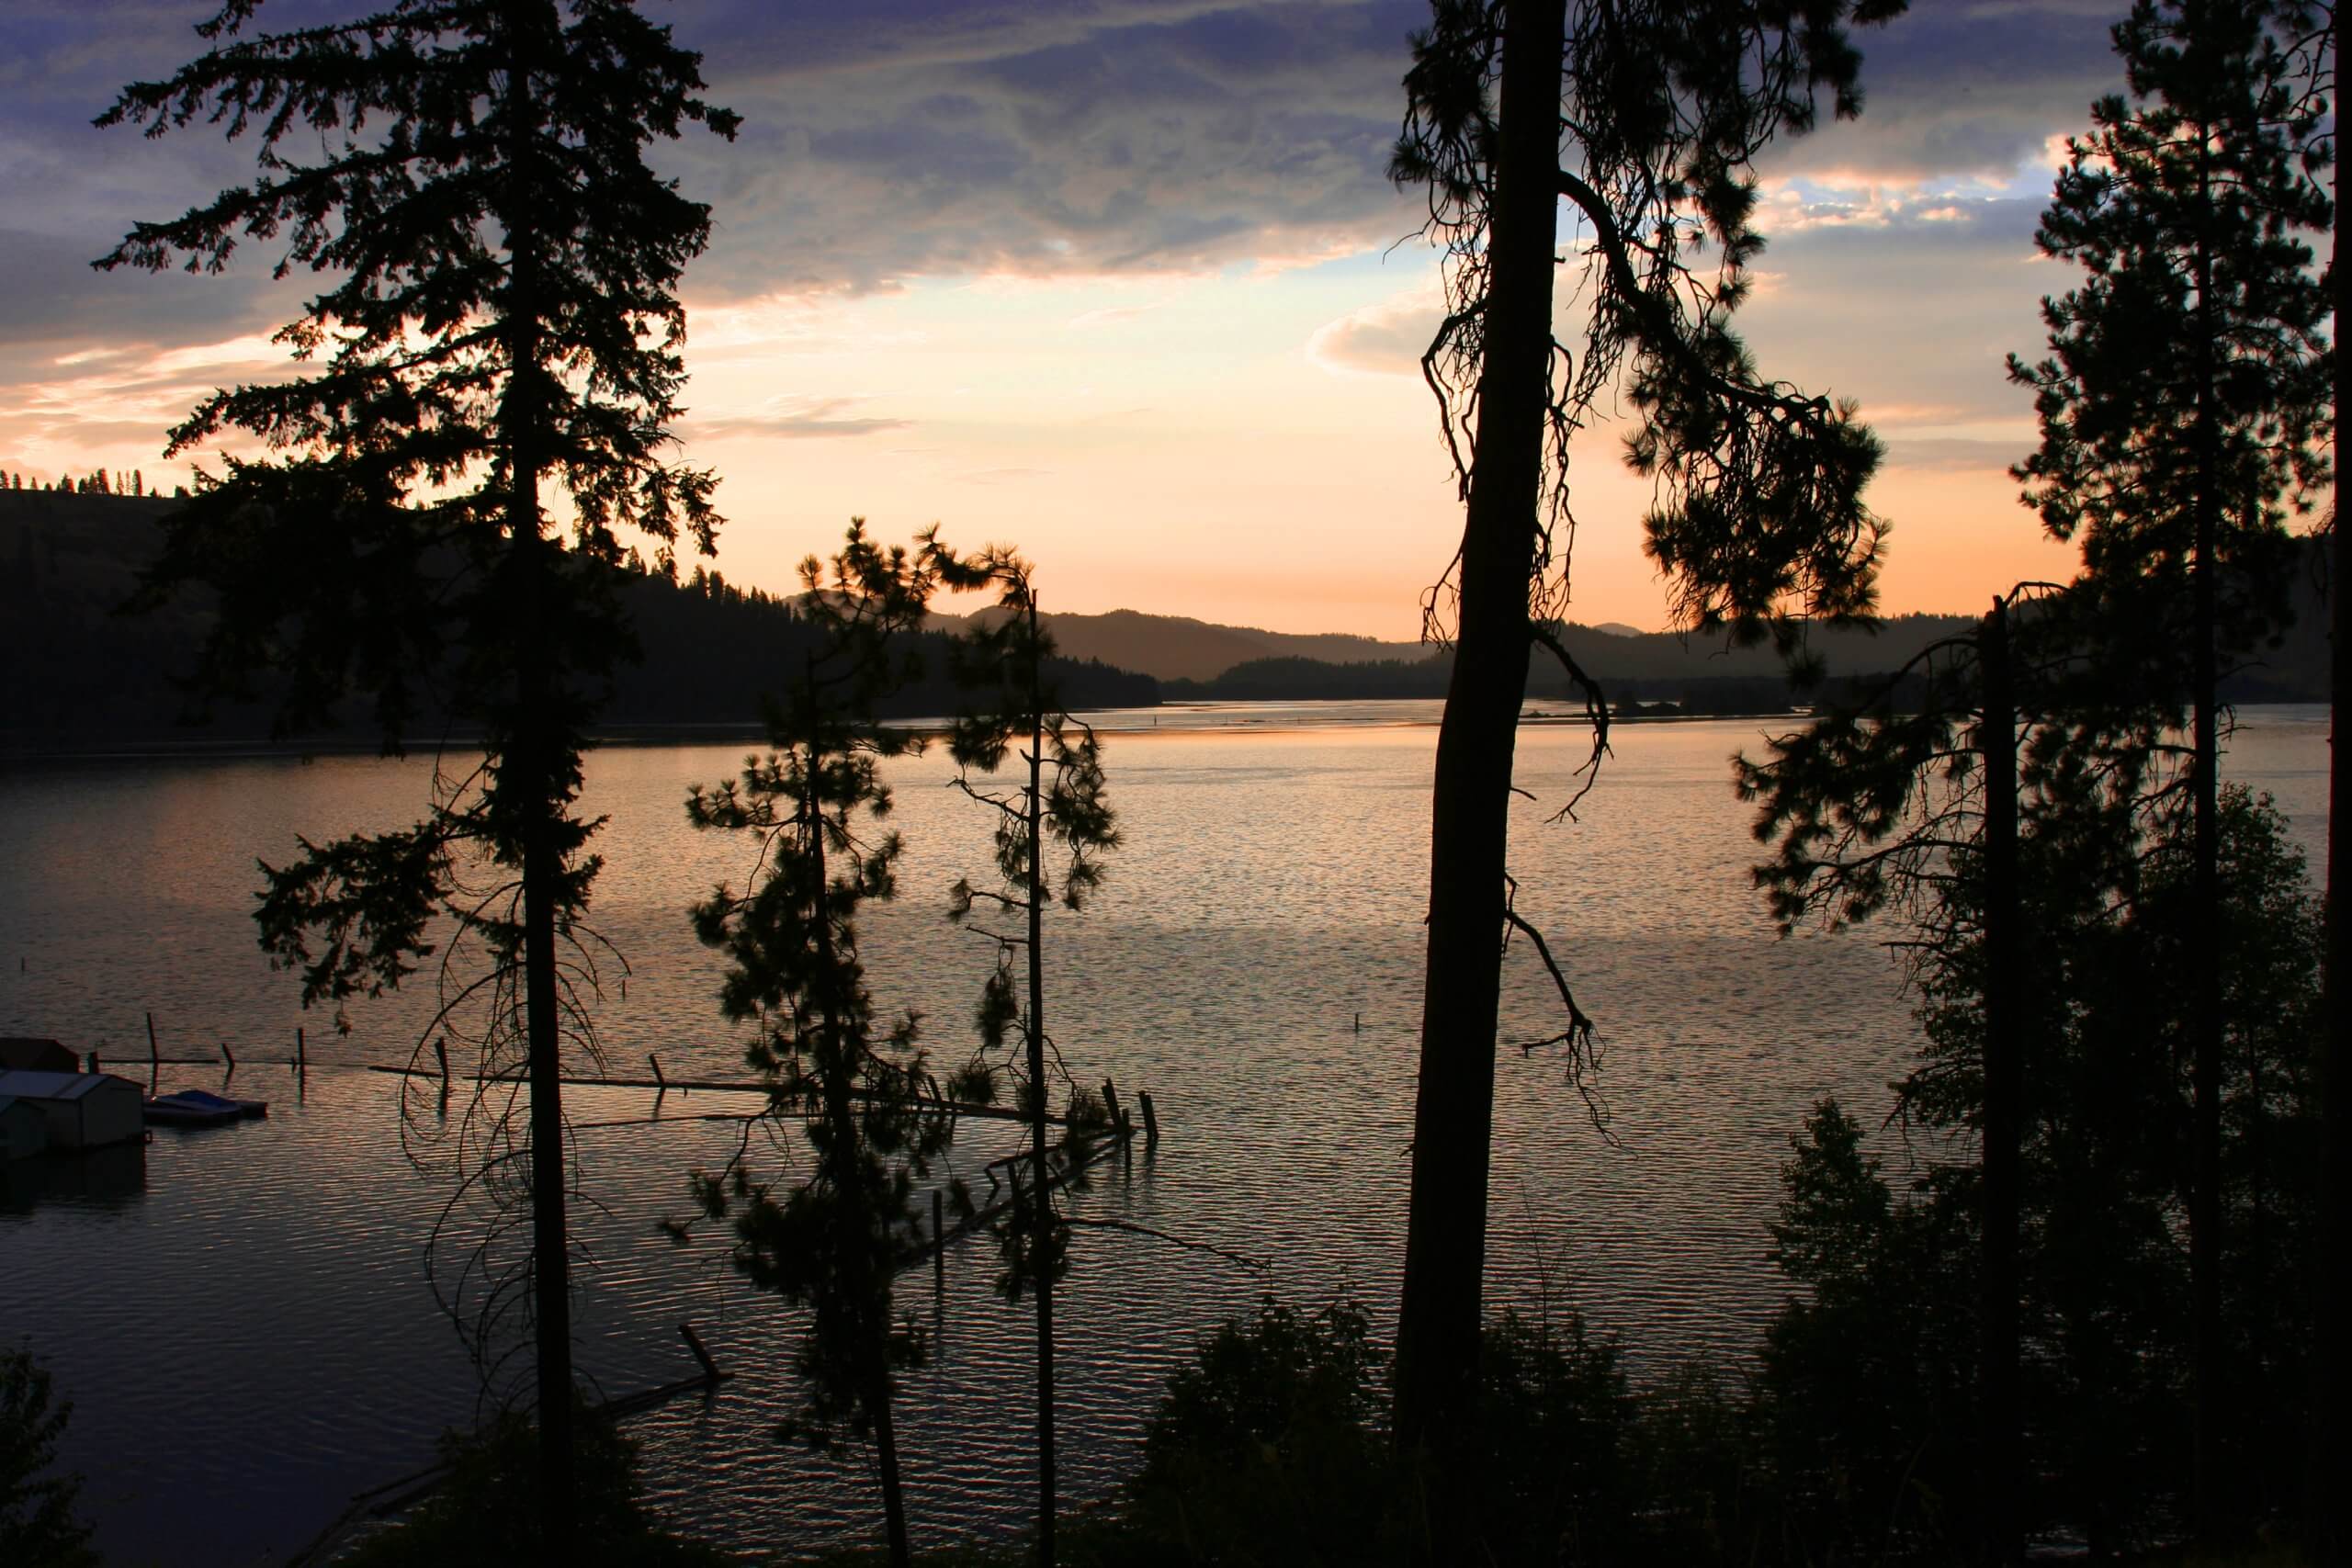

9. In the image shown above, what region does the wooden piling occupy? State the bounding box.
[649,1053,665,1089]
[146,1011,159,1070]
[1102,1077,1125,1138]
[678,1322,723,1383]
[220,1042,235,1072]
[434,1037,450,1085]
[933,1189,946,1290]
[1138,1089,1159,1144]
[86,1050,100,1075]
[297,1027,306,1073]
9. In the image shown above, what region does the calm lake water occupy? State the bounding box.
[0,702,2329,1565]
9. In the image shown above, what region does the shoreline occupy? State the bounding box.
[6,699,2328,766]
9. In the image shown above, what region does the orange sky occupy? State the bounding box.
[0,2,2285,639]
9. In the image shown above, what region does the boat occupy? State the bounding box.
[145,1089,268,1126]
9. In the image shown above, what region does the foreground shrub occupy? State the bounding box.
[0,1346,97,1568]
[1065,1296,1658,1567]
[1102,1296,1400,1566]
[341,1407,728,1568]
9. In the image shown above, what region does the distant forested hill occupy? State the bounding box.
[5,491,2323,747]
[940,603,2013,689]
[1159,580,2329,708]
[946,563,2330,705]
[0,491,1157,749]
[926,604,1423,682]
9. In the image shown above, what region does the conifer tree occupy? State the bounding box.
[1736,583,2175,1562]
[1386,0,1901,1456]
[0,1348,97,1568]
[96,1,735,1544]
[684,525,958,1568]
[2006,0,2329,1529]
[932,541,1120,1568]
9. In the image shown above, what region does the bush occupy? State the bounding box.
[1069,1296,1659,1567]
[339,1408,729,1568]
[1096,1296,1401,1567]
[0,1345,97,1568]
[1457,1309,1637,1564]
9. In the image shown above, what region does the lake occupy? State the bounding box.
[0,703,2328,1565]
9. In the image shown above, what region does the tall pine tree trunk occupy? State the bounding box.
[503,7,576,1545]
[2189,194,2227,1540]
[2316,120,2347,1567]
[1980,598,2021,1567]
[804,691,913,1568]
[1026,597,1057,1568]
[521,741,577,1551]
[1395,0,1564,1453]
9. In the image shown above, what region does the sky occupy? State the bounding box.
[0,0,2189,637]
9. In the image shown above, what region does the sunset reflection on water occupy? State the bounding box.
[1,706,2326,1563]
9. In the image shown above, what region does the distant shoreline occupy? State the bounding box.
[7,698,2328,766]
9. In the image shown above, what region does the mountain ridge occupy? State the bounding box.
[9,492,2327,728]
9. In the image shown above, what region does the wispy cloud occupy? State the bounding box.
[949,465,1049,484]
[1883,436,2034,474]
[686,395,912,441]
[1307,283,1439,378]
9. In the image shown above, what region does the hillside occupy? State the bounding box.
[934,603,2112,693]
[7,491,2327,747]
[1157,587,2329,707]
[0,492,1158,748]
[925,604,1424,682]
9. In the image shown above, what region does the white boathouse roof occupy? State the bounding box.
[0,1069,126,1100]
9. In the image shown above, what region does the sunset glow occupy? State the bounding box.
[0,1,2165,636]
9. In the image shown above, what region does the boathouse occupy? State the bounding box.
[0,1097,45,1160]
[0,1070,143,1149]
[0,1038,76,1074]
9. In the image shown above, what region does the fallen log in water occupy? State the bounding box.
[900,1085,1155,1275]
[362,1062,1057,1126]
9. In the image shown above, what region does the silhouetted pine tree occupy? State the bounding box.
[96,1,735,1546]
[1385,0,1902,1463]
[2006,0,2329,1532]
[683,525,956,1568]
[2287,9,2352,1549]
[933,541,1120,1568]
[0,1348,97,1568]
[1738,584,2174,1562]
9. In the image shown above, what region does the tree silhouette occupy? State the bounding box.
[96,1,736,1544]
[2005,0,2329,1529]
[683,525,958,1568]
[1753,755,2324,1554]
[0,1347,96,1568]
[2285,7,2351,1547]
[932,542,1120,1568]
[1385,0,1901,1455]
[1736,584,2171,1562]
